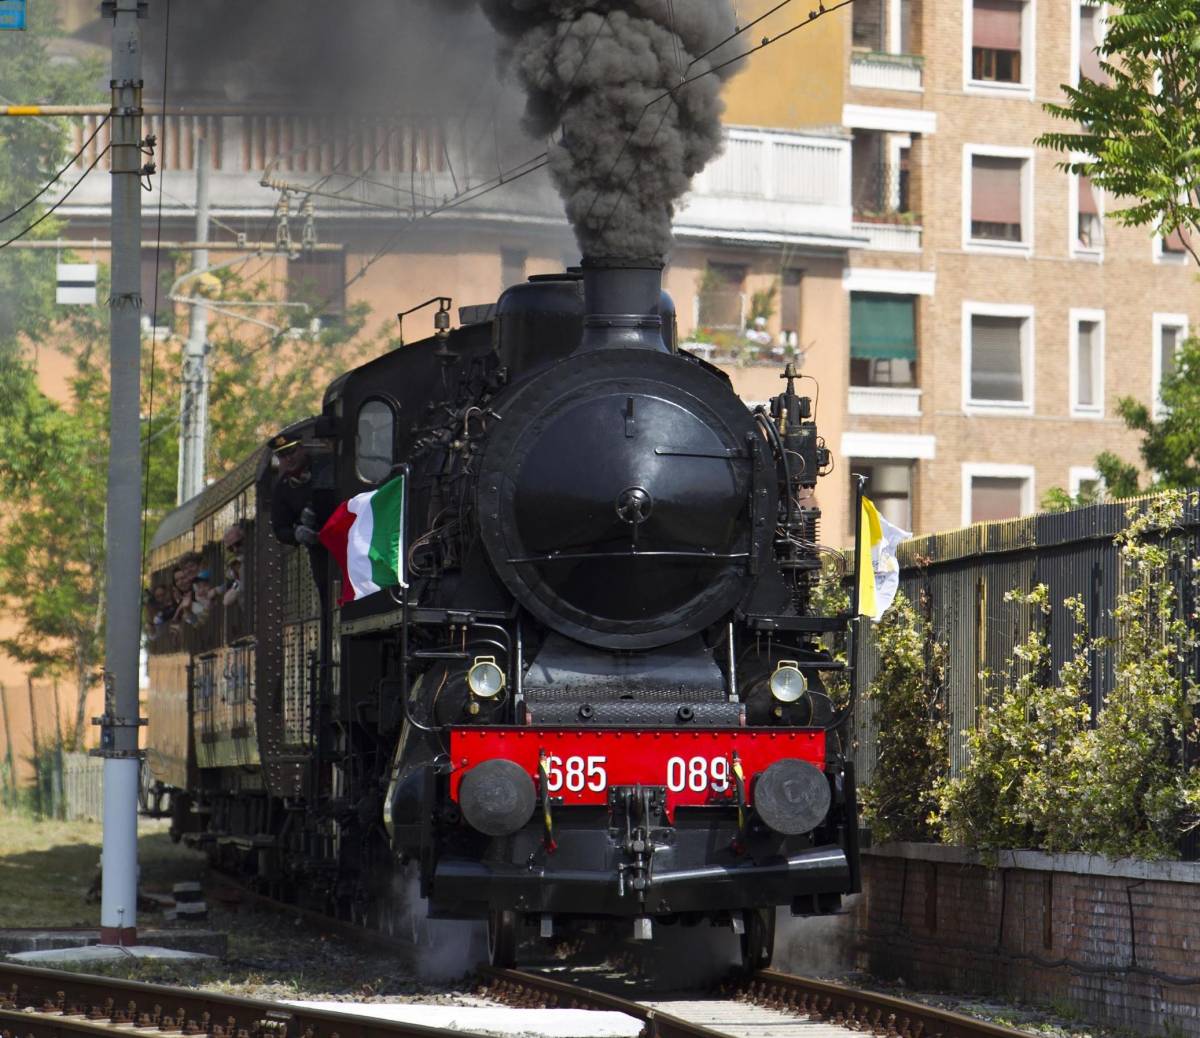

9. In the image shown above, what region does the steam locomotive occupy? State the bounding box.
[145,259,862,969]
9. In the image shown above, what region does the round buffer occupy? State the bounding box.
[753,758,831,836]
[459,759,537,837]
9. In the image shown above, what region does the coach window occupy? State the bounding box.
[356,400,395,484]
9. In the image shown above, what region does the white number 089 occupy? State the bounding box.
[667,756,730,793]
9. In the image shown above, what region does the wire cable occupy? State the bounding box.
[590,0,848,231]
[140,0,171,572]
[298,0,835,325]
[0,115,110,226]
[0,144,110,251]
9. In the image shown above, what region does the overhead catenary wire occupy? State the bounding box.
[0,143,111,251]
[591,0,849,232]
[271,0,842,331]
[0,115,110,226]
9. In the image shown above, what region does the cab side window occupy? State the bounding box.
[356,399,395,484]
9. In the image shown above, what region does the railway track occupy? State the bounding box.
[481,966,1032,1038]
[0,962,486,1038]
[8,871,1032,1038]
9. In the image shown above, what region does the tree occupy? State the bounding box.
[0,7,102,348]
[0,250,382,749]
[0,353,107,748]
[1038,1,1200,500]
[1038,0,1200,264]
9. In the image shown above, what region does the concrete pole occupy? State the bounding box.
[177,138,210,504]
[99,0,144,948]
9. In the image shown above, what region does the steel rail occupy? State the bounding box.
[725,970,1028,1038]
[0,963,487,1038]
[479,967,718,1038]
[481,965,1031,1038]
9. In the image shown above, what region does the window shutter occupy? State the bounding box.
[973,0,1022,49]
[972,156,1022,225]
[970,315,1024,401]
[1078,5,1107,83]
[851,293,917,360]
[781,268,802,332]
[1078,176,1098,216]
[1164,225,1190,254]
[971,476,1025,523]
[1076,321,1096,407]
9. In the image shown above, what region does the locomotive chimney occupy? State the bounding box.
[579,256,670,352]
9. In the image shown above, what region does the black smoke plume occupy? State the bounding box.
[476,1,743,260]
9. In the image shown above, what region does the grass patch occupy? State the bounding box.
[0,811,203,929]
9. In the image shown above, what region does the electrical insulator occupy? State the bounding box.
[301,199,317,252]
[276,191,291,251]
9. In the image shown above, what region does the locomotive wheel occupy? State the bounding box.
[739,907,776,973]
[487,908,518,967]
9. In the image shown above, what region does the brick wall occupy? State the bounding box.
[858,844,1200,1036]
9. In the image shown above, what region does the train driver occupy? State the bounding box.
[269,431,337,607]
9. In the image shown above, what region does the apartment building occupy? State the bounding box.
[784,0,1199,535]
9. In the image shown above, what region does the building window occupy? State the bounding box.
[971,476,1026,521]
[780,268,803,345]
[1160,224,1191,261]
[1075,175,1102,252]
[1070,312,1104,416]
[966,307,1032,408]
[969,154,1025,243]
[853,0,886,50]
[851,459,914,532]
[1152,313,1188,415]
[850,293,917,387]
[501,247,526,290]
[696,262,746,330]
[962,464,1035,524]
[1069,465,1102,502]
[971,0,1025,85]
[1077,2,1108,84]
[287,250,346,322]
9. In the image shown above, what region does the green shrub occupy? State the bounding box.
[1066,493,1200,858]
[860,591,947,842]
[934,491,1199,860]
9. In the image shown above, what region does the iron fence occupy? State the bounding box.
[853,493,1200,855]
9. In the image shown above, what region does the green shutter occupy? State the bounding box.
[850,293,916,360]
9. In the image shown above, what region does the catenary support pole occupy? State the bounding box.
[178,137,210,504]
[98,0,145,948]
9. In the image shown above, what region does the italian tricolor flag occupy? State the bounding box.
[319,474,407,605]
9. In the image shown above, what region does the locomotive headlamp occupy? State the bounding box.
[467,656,505,698]
[769,661,807,703]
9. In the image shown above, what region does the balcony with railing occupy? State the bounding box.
[850,51,924,92]
[850,0,923,91]
[851,149,922,253]
[60,109,560,220]
[675,127,855,246]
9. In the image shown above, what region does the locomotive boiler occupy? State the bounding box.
[144,258,862,970]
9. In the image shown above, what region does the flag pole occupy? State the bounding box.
[849,473,866,619]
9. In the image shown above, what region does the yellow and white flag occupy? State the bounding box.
[856,495,910,621]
